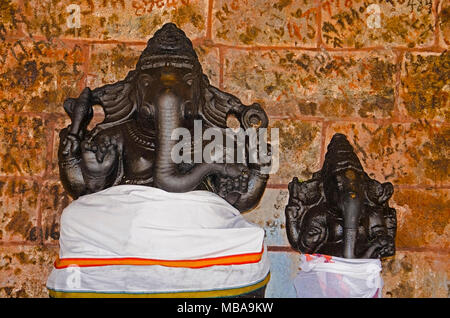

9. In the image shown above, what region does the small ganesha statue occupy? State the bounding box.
[58,23,270,212]
[285,133,397,259]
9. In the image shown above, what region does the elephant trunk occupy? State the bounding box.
[153,88,223,192]
[342,192,362,258]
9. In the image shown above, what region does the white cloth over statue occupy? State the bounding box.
[46,185,270,297]
[294,254,383,298]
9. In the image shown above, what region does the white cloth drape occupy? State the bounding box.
[47,185,270,296]
[294,254,383,298]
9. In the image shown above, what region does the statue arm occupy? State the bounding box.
[78,133,121,194]
[213,141,271,212]
[285,202,301,251]
[58,87,123,198]
[227,169,269,212]
[58,87,95,198]
[58,127,87,199]
[286,204,328,254]
[58,127,122,197]
[285,178,328,253]
[297,216,329,254]
[359,207,396,258]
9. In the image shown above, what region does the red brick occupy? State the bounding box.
[40,180,71,244]
[20,0,208,41]
[382,250,449,298]
[223,49,397,118]
[400,52,449,122]
[320,0,435,48]
[0,179,39,242]
[438,0,449,48]
[0,114,48,177]
[269,119,322,185]
[325,121,449,186]
[213,0,318,46]
[0,0,23,38]
[0,245,58,297]
[0,39,85,113]
[392,188,449,249]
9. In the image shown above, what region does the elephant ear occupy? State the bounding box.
[366,178,394,205]
[380,182,394,203]
[288,177,323,207]
[202,84,239,128]
[202,83,268,130]
[89,71,138,136]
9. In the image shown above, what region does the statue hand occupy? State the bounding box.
[64,87,94,136]
[287,177,303,206]
[223,163,249,178]
[285,204,300,220]
[93,82,127,108]
[61,132,80,157]
[80,136,118,177]
[217,171,249,198]
[285,203,303,251]
[363,235,395,258]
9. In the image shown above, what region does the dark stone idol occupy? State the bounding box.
[58,23,270,212]
[285,133,397,258]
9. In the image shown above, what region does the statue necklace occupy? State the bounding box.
[126,122,156,150]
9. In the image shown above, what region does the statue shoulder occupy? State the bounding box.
[89,121,128,145]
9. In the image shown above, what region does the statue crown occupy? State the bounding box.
[137,23,200,71]
[323,133,364,175]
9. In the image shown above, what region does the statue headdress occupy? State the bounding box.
[137,23,202,73]
[322,134,364,175]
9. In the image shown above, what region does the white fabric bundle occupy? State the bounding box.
[294,254,383,298]
[46,185,270,297]
[58,185,264,260]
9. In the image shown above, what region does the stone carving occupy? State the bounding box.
[285,133,397,258]
[58,23,270,212]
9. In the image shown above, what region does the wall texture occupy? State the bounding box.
[0,0,448,298]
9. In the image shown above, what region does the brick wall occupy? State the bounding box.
[0,0,448,297]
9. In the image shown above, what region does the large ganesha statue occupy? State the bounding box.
[58,23,270,212]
